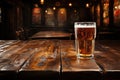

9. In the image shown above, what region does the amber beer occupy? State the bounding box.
[74,22,96,58]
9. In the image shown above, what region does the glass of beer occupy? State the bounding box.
[74,22,96,59]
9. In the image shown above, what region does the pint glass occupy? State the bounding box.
[74,22,96,59]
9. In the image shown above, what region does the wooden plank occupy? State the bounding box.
[19,40,60,80]
[95,40,120,80]
[0,40,119,80]
[0,40,43,80]
[0,40,47,71]
[0,41,28,59]
[0,40,8,46]
[0,40,21,54]
[96,40,120,51]
[0,40,27,80]
[0,40,18,48]
[61,40,102,80]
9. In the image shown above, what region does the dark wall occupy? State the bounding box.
[0,3,16,39]
[1,0,120,40]
[0,0,31,40]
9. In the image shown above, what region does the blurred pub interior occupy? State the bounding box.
[0,0,120,40]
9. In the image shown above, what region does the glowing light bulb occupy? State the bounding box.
[69,3,72,7]
[40,0,44,4]
[86,3,89,8]
[53,7,56,10]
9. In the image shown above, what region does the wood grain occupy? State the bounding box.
[95,40,120,80]
[19,40,60,80]
[60,40,102,80]
[0,40,119,80]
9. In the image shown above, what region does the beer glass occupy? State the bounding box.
[74,22,96,59]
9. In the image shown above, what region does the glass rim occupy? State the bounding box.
[74,22,96,28]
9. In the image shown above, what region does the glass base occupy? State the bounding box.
[77,54,94,59]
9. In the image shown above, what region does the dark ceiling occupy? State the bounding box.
[0,0,94,7]
[22,0,93,7]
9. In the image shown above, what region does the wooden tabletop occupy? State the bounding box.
[95,40,120,80]
[0,40,119,80]
[60,40,102,80]
[29,31,72,39]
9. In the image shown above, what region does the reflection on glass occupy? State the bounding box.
[114,0,120,26]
